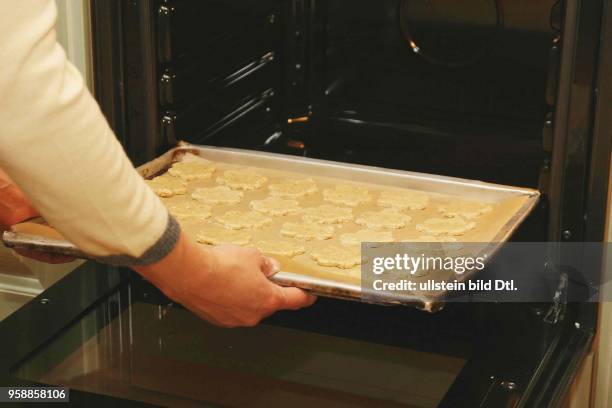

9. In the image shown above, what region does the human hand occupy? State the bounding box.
[0,169,39,229]
[0,169,74,263]
[135,233,316,327]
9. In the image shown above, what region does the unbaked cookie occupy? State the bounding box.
[269,178,318,198]
[438,200,492,220]
[355,209,412,229]
[280,222,334,241]
[168,161,216,181]
[310,244,362,269]
[191,186,243,205]
[196,224,251,246]
[163,200,212,220]
[323,185,371,207]
[378,190,429,210]
[254,240,305,258]
[302,205,353,224]
[416,217,476,236]
[217,169,267,191]
[216,211,272,230]
[340,229,394,246]
[146,175,187,198]
[250,197,301,216]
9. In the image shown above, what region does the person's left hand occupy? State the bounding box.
[0,169,39,229]
[0,169,74,263]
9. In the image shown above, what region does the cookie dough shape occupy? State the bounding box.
[310,244,362,269]
[250,197,301,216]
[280,222,334,241]
[196,224,251,246]
[192,186,243,205]
[217,169,268,191]
[356,209,412,229]
[146,175,187,198]
[438,200,493,220]
[340,229,394,247]
[323,185,371,207]
[302,205,353,224]
[378,190,429,210]
[416,217,476,236]
[269,178,318,198]
[163,200,212,220]
[168,161,216,181]
[255,240,305,258]
[216,211,272,230]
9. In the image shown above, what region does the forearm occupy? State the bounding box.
[0,0,177,263]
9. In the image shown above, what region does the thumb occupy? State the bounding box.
[260,255,281,277]
[279,287,317,310]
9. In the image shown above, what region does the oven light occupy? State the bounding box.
[410,41,421,54]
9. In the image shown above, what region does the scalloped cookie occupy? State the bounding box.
[196,224,251,246]
[356,209,412,229]
[164,200,212,220]
[310,244,362,269]
[416,217,476,236]
[323,185,371,207]
[250,197,301,216]
[378,190,429,210]
[217,169,268,191]
[146,175,187,198]
[255,240,305,258]
[191,186,243,205]
[438,200,493,220]
[302,205,353,224]
[168,161,216,181]
[216,211,272,230]
[269,178,318,198]
[280,222,334,241]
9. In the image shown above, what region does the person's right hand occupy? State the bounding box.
[135,233,316,327]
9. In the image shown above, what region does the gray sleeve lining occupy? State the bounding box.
[95,213,181,267]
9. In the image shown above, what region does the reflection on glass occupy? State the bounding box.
[14,286,465,407]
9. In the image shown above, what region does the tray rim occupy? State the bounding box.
[2,142,540,312]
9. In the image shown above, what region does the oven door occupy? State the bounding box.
[0,264,595,407]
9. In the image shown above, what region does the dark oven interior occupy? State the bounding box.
[85,0,608,405]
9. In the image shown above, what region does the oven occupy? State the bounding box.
[0,0,610,406]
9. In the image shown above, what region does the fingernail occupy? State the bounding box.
[269,257,281,274]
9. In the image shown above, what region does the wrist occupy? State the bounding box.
[133,232,215,298]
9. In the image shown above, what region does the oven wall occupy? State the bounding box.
[305,0,559,190]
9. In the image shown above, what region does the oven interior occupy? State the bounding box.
[51,0,602,405]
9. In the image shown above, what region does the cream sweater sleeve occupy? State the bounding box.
[0,0,179,264]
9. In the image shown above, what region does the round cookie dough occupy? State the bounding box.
[216,210,272,230]
[280,222,334,241]
[146,175,187,198]
[340,229,394,246]
[192,186,243,205]
[310,244,362,269]
[217,169,268,191]
[416,217,476,236]
[255,240,305,258]
[269,178,318,198]
[355,209,412,229]
[196,224,251,246]
[163,199,212,220]
[377,189,429,210]
[438,200,492,220]
[323,185,371,207]
[250,197,301,216]
[302,205,353,224]
[168,161,216,181]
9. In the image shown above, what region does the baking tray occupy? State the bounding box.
[2,142,540,311]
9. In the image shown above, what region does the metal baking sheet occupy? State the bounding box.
[2,142,539,311]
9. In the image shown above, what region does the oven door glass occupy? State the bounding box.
[12,279,465,408]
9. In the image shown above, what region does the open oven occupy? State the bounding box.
[0,0,611,406]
